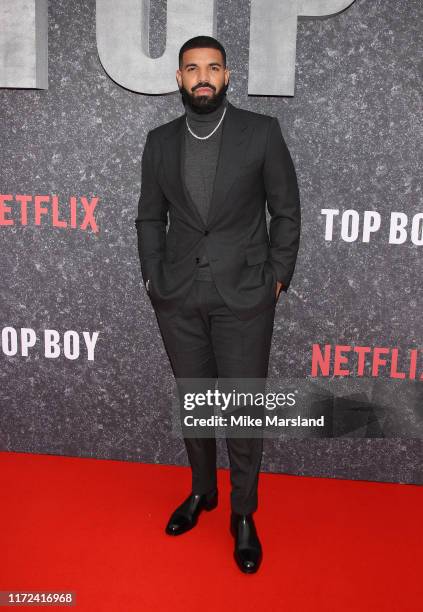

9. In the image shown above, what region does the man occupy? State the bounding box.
[135,35,301,574]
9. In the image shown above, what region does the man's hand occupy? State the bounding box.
[276,281,283,299]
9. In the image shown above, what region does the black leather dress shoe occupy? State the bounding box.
[230,512,263,573]
[165,489,218,536]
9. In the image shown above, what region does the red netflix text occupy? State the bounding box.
[0,194,99,233]
[311,344,423,380]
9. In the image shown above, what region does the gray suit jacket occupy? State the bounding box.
[135,100,301,320]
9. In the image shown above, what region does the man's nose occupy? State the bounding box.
[198,69,211,84]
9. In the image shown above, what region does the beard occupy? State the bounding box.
[179,81,229,114]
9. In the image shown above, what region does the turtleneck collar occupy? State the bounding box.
[185,96,229,124]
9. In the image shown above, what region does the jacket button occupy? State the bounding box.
[204,230,209,235]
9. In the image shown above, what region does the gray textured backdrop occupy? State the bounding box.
[1,0,422,483]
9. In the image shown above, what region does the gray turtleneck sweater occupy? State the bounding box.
[183,97,228,281]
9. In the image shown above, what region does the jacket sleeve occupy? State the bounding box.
[134,130,168,286]
[263,117,301,292]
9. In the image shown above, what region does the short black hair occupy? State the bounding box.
[179,35,226,69]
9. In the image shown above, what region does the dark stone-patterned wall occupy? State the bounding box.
[0,0,421,483]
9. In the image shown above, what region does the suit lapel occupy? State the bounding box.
[162,115,205,228]
[162,100,250,228]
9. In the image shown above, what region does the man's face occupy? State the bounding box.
[176,47,230,113]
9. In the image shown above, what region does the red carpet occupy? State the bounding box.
[0,451,421,611]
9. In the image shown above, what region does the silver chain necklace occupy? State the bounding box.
[186,106,227,140]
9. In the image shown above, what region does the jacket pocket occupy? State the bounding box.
[245,242,269,266]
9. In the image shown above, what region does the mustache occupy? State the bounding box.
[192,82,216,92]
